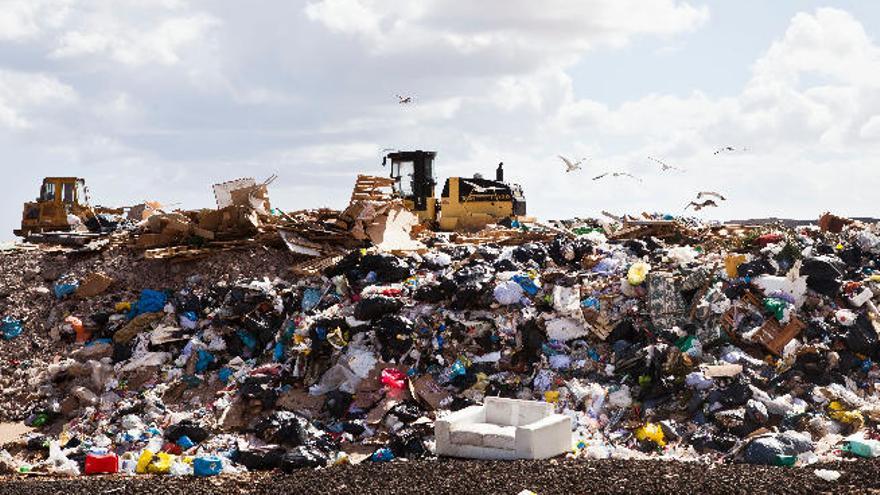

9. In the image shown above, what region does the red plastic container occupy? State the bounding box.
[85,453,119,475]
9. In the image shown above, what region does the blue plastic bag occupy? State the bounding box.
[218,367,233,384]
[237,329,257,350]
[176,435,195,450]
[195,349,215,373]
[370,447,394,462]
[512,275,539,296]
[1,317,23,340]
[301,288,322,312]
[127,289,167,319]
[54,283,78,300]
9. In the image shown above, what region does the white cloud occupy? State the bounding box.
[1,3,880,240]
[0,0,71,41]
[0,70,76,129]
[52,14,220,66]
[305,0,709,62]
[861,116,880,140]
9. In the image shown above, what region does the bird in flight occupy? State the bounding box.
[697,191,726,201]
[713,146,748,155]
[397,95,413,104]
[648,156,683,172]
[593,172,642,182]
[685,199,719,211]
[558,155,587,173]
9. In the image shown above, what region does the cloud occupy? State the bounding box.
[0,70,76,129]
[305,0,709,64]
[0,0,71,42]
[52,14,221,66]
[0,3,879,240]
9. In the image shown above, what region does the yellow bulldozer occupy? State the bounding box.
[381,150,527,231]
[14,177,122,243]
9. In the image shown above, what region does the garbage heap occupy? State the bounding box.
[4,212,880,476]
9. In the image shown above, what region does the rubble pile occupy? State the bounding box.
[3,211,880,477]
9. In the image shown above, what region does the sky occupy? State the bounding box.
[1,1,880,239]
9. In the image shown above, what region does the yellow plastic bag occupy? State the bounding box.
[115,301,131,313]
[635,423,666,447]
[828,401,865,428]
[627,262,651,286]
[147,452,175,474]
[544,390,560,403]
[135,450,154,474]
[725,254,747,278]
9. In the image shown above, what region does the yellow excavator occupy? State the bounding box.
[382,150,527,231]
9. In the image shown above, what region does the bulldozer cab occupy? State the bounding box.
[15,177,90,237]
[39,177,88,205]
[383,150,438,222]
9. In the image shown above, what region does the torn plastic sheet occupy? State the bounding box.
[545,317,590,341]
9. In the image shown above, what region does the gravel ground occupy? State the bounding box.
[0,458,877,495]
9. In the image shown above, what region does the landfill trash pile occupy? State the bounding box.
[3,209,880,477]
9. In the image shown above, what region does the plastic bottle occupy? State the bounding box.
[843,439,880,458]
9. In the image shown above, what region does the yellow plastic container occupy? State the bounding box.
[635,423,666,447]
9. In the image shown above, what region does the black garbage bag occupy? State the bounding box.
[242,312,281,349]
[112,342,133,364]
[493,258,520,272]
[354,295,404,321]
[360,254,412,283]
[688,428,738,453]
[452,264,493,284]
[608,319,638,344]
[324,250,363,279]
[737,259,775,278]
[165,419,210,444]
[623,239,650,258]
[280,446,330,472]
[414,282,453,303]
[239,376,278,408]
[387,427,428,459]
[517,318,545,364]
[474,246,501,261]
[254,411,310,447]
[26,435,48,452]
[839,246,863,268]
[84,214,118,233]
[389,401,424,423]
[451,281,487,310]
[716,376,753,408]
[846,312,879,357]
[324,390,353,418]
[743,431,814,465]
[376,315,413,361]
[802,257,843,297]
[233,446,286,471]
[512,243,548,266]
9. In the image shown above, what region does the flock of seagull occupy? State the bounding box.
[555,148,746,212]
[395,93,738,213]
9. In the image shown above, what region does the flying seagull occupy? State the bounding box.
[685,199,719,211]
[558,155,587,173]
[713,146,748,155]
[397,95,413,104]
[648,156,683,172]
[697,191,726,201]
[593,172,642,182]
